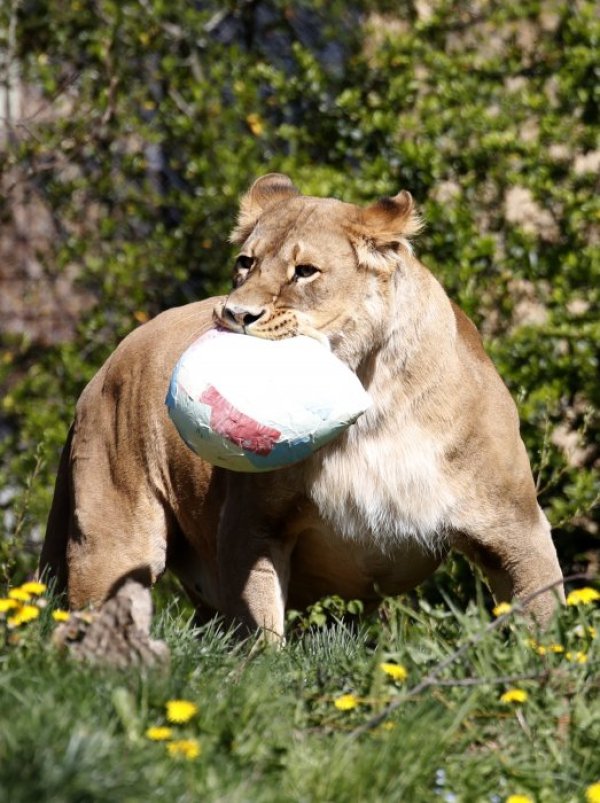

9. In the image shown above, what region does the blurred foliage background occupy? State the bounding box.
[0,0,598,593]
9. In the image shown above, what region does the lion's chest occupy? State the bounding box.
[306,420,456,551]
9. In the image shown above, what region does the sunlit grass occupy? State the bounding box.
[0,583,599,802]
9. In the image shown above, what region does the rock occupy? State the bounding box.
[53,580,170,669]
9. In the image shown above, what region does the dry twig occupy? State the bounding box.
[350,573,590,738]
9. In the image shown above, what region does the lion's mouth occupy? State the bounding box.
[212,302,246,335]
[212,307,242,335]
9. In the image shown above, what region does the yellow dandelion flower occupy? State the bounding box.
[565,650,588,664]
[52,610,71,623]
[145,726,173,741]
[19,581,47,596]
[492,602,513,617]
[7,605,40,628]
[506,795,533,803]
[0,598,19,613]
[166,739,201,760]
[529,638,563,655]
[500,688,528,704]
[586,781,600,803]
[8,588,31,602]
[334,693,359,711]
[566,587,600,606]
[165,699,198,723]
[379,662,408,682]
[20,605,41,622]
[533,642,547,656]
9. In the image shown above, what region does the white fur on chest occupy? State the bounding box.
[308,417,456,552]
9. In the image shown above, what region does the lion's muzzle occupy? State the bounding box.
[213,299,303,340]
[217,300,267,333]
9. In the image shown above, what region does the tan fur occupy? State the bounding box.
[40,175,564,637]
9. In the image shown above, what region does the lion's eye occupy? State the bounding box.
[232,255,254,288]
[235,255,254,271]
[294,264,320,280]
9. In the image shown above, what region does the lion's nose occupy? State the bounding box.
[221,303,266,329]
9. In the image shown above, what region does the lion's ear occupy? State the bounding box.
[362,191,423,240]
[230,174,301,244]
[351,191,423,272]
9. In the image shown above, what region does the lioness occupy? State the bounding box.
[40,174,564,636]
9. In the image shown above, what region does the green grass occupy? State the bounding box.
[0,588,599,803]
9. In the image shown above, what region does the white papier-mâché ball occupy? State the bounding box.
[165,328,371,472]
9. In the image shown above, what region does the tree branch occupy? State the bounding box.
[350,573,590,738]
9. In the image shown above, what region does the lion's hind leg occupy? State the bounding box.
[454,505,564,626]
[41,423,170,610]
[66,487,170,610]
[39,424,75,595]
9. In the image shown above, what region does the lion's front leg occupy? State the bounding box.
[218,528,295,641]
[216,474,297,641]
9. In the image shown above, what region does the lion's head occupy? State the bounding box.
[213,174,422,367]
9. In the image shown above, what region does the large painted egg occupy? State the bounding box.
[165,328,371,472]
